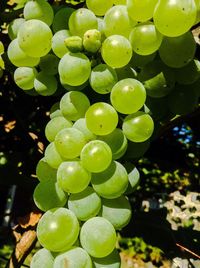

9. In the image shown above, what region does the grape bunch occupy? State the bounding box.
[6,0,200,267]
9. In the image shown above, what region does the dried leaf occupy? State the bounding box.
[18,211,42,229]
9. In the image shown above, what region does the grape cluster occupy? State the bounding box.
[6,0,200,267]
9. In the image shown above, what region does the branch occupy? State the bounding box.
[157,105,200,138]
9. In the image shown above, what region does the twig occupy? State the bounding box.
[176,243,200,259]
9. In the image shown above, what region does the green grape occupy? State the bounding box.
[0,42,4,55]
[127,0,158,22]
[18,19,52,57]
[139,61,175,98]
[98,128,127,160]
[195,0,200,23]
[168,84,198,115]
[34,72,57,96]
[52,7,74,33]
[61,80,88,92]
[100,195,131,230]
[39,54,59,75]
[45,116,72,142]
[30,248,54,268]
[80,217,117,258]
[8,18,25,40]
[113,0,126,4]
[175,59,200,84]
[72,118,96,142]
[110,78,146,114]
[124,140,150,159]
[14,67,37,90]
[7,39,40,67]
[125,165,140,194]
[130,51,156,68]
[58,52,91,86]
[69,8,98,37]
[89,64,118,94]
[53,247,93,268]
[81,140,112,173]
[68,186,101,221]
[55,128,86,159]
[52,30,71,58]
[122,112,154,142]
[92,249,121,268]
[23,0,54,26]
[60,91,90,121]
[33,180,67,211]
[101,35,132,68]
[37,208,79,252]
[159,32,196,68]
[57,161,91,193]
[36,157,57,182]
[115,64,137,80]
[153,0,197,37]
[103,5,136,39]
[91,161,128,199]
[65,36,83,53]
[97,17,106,41]
[83,29,101,53]
[86,0,113,16]
[92,161,128,199]
[85,102,118,135]
[129,23,163,56]
[44,142,63,169]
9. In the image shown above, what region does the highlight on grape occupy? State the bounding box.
[5,0,200,267]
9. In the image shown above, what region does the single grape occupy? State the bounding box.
[30,248,54,268]
[89,64,118,94]
[86,0,113,16]
[122,112,154,142]
[115,64,137,80]
[80,217,117,258]
[7,39,40,67]
[14,67,37,90]
[33,180,67,211]
[92,249,121,268]
[58,52,91,86]
[100,195,131,230]
[37,208,79,252]
[36,157,57,182]
[73,118,96,143]
[68,186,101,221]
[159,32,196,68]
[125,165,140,195]
[64,36,83,53]
[60,91,90,121]
[83,29,102,53]
[129,23,163,56]
[52,30,71,58]
[85,102,118,135]
[18,19,52,57]
[53,247,93,268]
[34,72,57,96]
[45,116,72,142]
[55,128,86,159]
[98,128,127,160]
[91,161,128,199]
[81,140,112,173]
[49,102,62,119]
[39,54,59,75]
[44,142,63,169]
[23,0,54,26]
[111,78,146,114]
[103,5,136,38]
[52,7,74,33]
[8,18,25,40]
[127,0,158,22]
[153,0,197,37]
[175,59,200,84]
[101,35,132,68]
[57,161,91,193]
[69,8,98,37]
